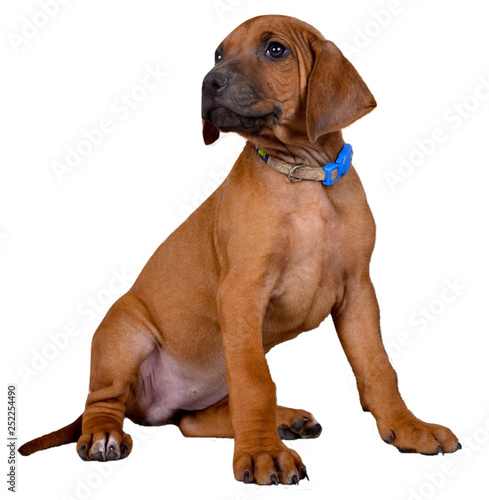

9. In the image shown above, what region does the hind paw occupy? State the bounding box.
[77,430,132,461]
[277,407,322,440]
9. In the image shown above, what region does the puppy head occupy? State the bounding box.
[201,15,376,146]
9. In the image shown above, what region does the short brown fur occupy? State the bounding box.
[19,15,459,484]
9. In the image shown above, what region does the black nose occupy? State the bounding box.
[202,71,230,97]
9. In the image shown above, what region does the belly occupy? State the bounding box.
[131,346,228,425]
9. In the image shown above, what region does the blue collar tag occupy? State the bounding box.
[322,144,352,186]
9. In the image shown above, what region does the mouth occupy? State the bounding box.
[204,106,282,134]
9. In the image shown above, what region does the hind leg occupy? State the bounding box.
[178,397,322,440]
[77,295,155,462]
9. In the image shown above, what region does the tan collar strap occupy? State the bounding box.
[256,144,352,186]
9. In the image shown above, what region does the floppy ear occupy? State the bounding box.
[202,120,220,145]
[305,40,376,143]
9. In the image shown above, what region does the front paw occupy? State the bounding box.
[234,442,307,485]
[377,413,461,455]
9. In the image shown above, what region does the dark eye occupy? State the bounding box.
[266,42,288,59]
[215,49,222,64]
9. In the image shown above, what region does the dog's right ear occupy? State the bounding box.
[202,120,220,145]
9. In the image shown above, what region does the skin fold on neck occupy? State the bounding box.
[252,130,345,168]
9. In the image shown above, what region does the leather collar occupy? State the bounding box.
[256,144,352,185]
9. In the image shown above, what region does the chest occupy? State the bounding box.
[263,189,375,344]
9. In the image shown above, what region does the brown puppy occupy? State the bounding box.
[19,15,460,484]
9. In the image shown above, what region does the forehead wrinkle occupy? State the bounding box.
[274,28,316,106]
[258,23,317,55]
[219,18,320,72]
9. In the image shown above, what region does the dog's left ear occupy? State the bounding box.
[306,40,376,143]
[202,120,220,145]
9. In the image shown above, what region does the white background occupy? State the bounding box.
[1,1,488,499]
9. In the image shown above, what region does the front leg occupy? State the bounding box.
[332,278,461,454]
[218,275,307,485]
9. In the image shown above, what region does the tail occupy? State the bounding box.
[18,414,83,456]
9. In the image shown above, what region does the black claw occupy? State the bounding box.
[290,420,304,432]
[270,474,278,485]
[120,443,130,459]
[243,470,251,484]
[278,427,300,440]
[300,467,309,481]
[291,474,299,485]
[456,442,462,450]
[90,451,105,462]
[304,423,322,438]
[106,444,120,461]
[77,445,89,461]
[437,446,444,455]
[385,431,395,444]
